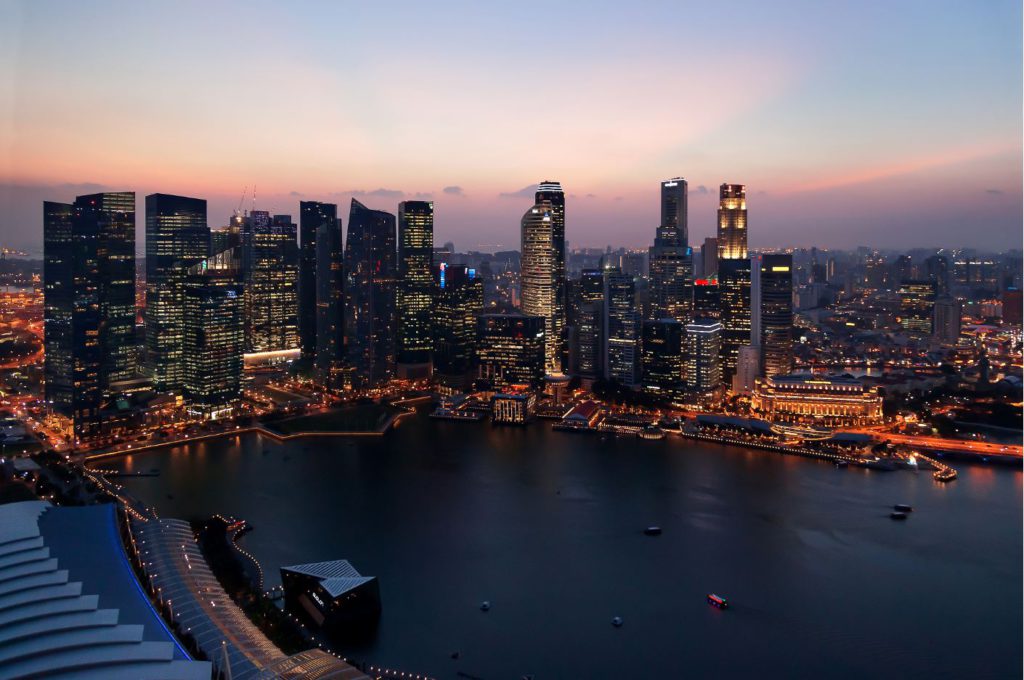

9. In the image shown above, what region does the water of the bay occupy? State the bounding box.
[112,413,1022,679]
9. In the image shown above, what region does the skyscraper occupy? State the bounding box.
[759,253,794,377]
[718,258,752,381]
[684,319,722,394]
[535,181,567,371]
[476,314,546,391]
[717,184,747,261]
[145,194,209,394]
[604,268,639,386]
[898,280,936,335]
[299,201,337,362]
[243,211,299,353]
[43,192,136,441]
[660,177,688,245]
[520,200,563,374]
[933,296,962,343]
[344,199,397,386]
[397,200,434,377]
[433,263,483,390]
[926,254,951,296]
[315,215,345,384]
[570,269,605,380]
[182,249,243,418]
[641,319,683,393]
[701,237,718,279]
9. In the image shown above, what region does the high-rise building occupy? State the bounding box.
[925,254,951,296]
[520,200,563,374]
[604,268,639,386]
[570,269,605,381]
[144,194,209,394]
[397,200,434,377]
[718,258,751,381]
[760,254,794,377]
[701,237,718,279]
[898,280,936,335]
[344,199,397,386]
[933,297,962,343]
[299,201,337,362]
[315,216,345,384]
[684,319,722,393]
[893,254,914,285]
[182,249,243,418]
[44,193,136,442]
[732,344,760,395]
[433,263,484,390]
[660,178,688,246]
[693,277,721,319]
[243,211,299,353]
[717,184,747,261]
[641,319,683,393]
[476,314,546,391]
[535,182,567,370]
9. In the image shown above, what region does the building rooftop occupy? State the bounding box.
[281,561,376,599]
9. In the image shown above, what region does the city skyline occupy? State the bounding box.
[1,0,1022,253]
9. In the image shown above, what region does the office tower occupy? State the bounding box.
[702,237,718,279]
[604,268,639,386]
[182,249,243,418]
[641,319,683,393]
[660,178,688,245]
[210,225,238,256]
[953,257,999,290]
[717,184,747,260]
[684,318,722,393]
[693,277,721,320]
[750,253,762,343]
[344,199,397,386]
[898,280,936,334]
[718,258,751,381]
[299,201,337,362]
[732,344,760,395]
[433,263,484,389]
[243,211,299,353]
[571,269,605,380]
[760,254,794,377]
[521,200,563,374]
[397,200,435,377]
[315,216,345,384]
[619,251,646,277]
[144,194,209,394]
[476,314,546,391]
[893,254,914,284]
[933,297,962,343]
[44,193,136,442]
[535,181,567,370]
[864,251,888,289]
[926,254,951,295]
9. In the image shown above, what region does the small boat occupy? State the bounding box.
[643,526,662,536]
[834,460,849,468]
[894,504,913,513]
[480,601,491,611]
[890,511,908,520]
[611,616,623,627]
[707,593,728,609]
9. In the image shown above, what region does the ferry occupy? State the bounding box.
[707,593,728,609]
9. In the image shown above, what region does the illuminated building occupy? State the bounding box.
[718,258,751,381]
[315,215,345,385]
[864,251,888,289]
[954,257,998,290]
[717,184,747,260]
[898,280,936,335]
[344,199,397,386]
[572,285,604,383]
[520,199,563,373]
[751,373,883,427]
[280,561,380,641]
[732,344,760,395]
[759,253,794,376]
[660,177,688,245]
[649,178,692,323]
[924,254,950,296]
[893,254,914,285]
[693,277,721,319]
[242,211,299,353]
[536,181,567,368]
[641,319,683,393]
[43,192,136,441]
[144,194,209,394]
[397,200,435,378]
[182,249,243,418]
[299,201,337,362]
[933,296,962,343]
[476,314,545,391]
[1003,288,1022,325]
[684,318,722,393]
[492,392,536,424]
[604,268,639,386]
[433,263,483,390]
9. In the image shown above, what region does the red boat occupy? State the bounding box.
[707,593,728,609]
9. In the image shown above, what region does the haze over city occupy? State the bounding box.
[1,0,1022,253]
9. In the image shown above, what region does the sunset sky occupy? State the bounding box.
[1,0,1021,253]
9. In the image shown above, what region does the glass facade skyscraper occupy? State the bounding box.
[299,201,337,362]
[520,200,563,374]
[476,314,546,391]
[535,181,567,371]
[315,216,345,384]
[641,318,683,393]
[603,268,639,386]
[243,211,299,353]
[145,194,209,393]
[660,177,688,246]
[759,253,794,377]
[433,263,483,389]
[718,258,751,381]
[717,184,747,261]
[397,200,434,374]
[344,199,397,386]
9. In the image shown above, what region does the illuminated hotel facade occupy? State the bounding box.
[751,373,883,428]
[520,200,563,374]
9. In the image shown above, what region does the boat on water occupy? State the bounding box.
[890,511,908,520]
[611,616,623,627]
[644,526,662,536]
[894,504,913,513]
[835,460,849,468]
[480,601,491,611]
[707,593,728,609]
[638,426,665,440]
